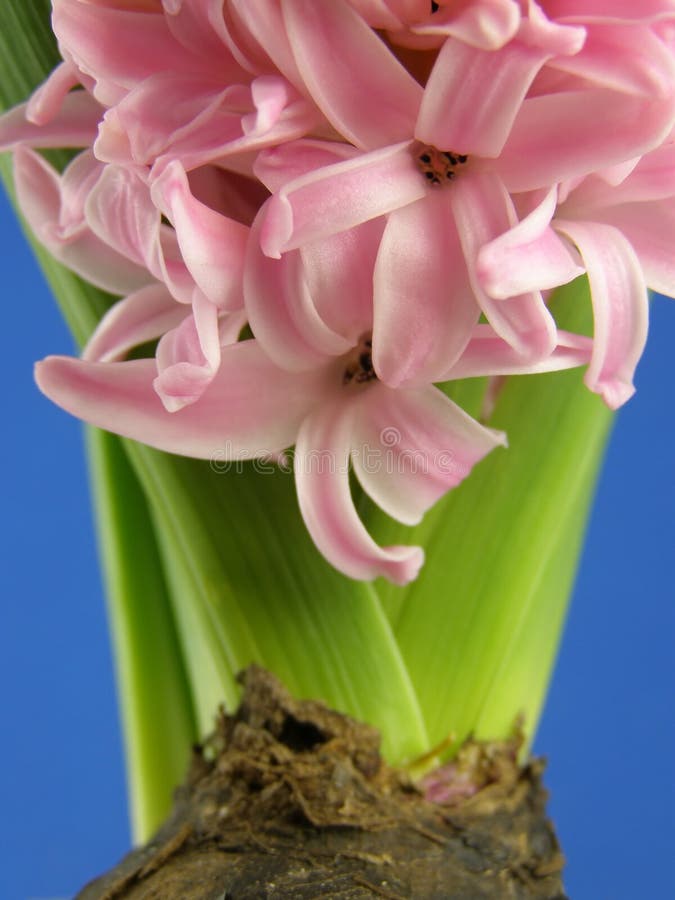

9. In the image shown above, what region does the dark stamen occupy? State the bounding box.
[343,333,377,387]
[414,143,469,188]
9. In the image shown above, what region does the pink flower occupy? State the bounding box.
[10,146,153,294]
[0,1,325,184]
[8,142,253,410]
[476,137,675,407]
[94,71,322,174]
[2,0,672,585]
[51,0,246,108]
[36,326,591,585]
[85,159,254,409]
[252,0,675,388]
[34,202,592,583]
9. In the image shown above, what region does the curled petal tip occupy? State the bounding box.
[585,375,636,410]
[380,545,426,586]
[259,194,291,259]
[34,355,66,399]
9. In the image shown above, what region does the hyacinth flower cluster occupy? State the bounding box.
[2,0,675,586]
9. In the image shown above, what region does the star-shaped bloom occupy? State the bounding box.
[476,137,675,407]
[35,205,591,583]
[251,0,675,389]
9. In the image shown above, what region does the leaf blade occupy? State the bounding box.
[123,444,430,762]
[87,428,197,842]
[364,279,613,749]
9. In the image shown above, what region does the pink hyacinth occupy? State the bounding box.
[476,135,675,407]
[35,214,592,583]
[252,1,675,386]
[1,0,674,583]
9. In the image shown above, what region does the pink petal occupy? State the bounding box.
[412,0,520,50]
[14,147,151,295]
[84,164,157,269]
[95,73,240,166]
[164,111,320,176]
[351,384,505,526]
[152,161,248,309]
[25,60,81,126]
[416,10,583,158]
[163,0,244,62]
[153,293,224,411]
[241,75,324,148]
[55,151,105,240]
[591,157,642,188]
[219,1,273,73]
[228,0,308,88]
[83,283,188,363]
[554,219,649,408]
[585,200,675,298]
[153,78,323,174]
[85,163,200,304]
[294,397,425,584]
[345,0,409,30]
[254,139,359,193]
[245,206,352,371]
[477,186,584,298]
[544,0,675,23]
[519,1,587,56]
[0,91,101,150]
[281,0,421,149]
[441,325,592,379]
[260,140,425,257]
[450,172,557,359]
[299,217,384,343]
[52,0,207,104]
[565,143,675,211]
[548,23,675,99]
[154,227,202,305]
[35,341,330,458]
[243,74,301,134]
[495,89,675,192]
[373,193,479,387]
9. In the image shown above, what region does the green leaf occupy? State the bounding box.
[87,429,197,842]
[122,443,430,762]
[0,1,60,106]
[363,278,612,751]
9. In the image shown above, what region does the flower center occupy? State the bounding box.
[343,333,377,387]
[415,143,468,186]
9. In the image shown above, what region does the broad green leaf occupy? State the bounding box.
[364,279,612,751]
[0,1,59,106]
[123,443,430,762]
[87,429,196,842]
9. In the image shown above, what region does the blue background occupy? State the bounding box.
[1,185,674,900]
